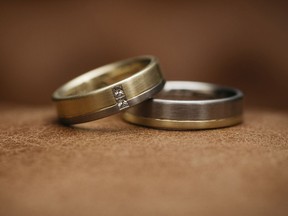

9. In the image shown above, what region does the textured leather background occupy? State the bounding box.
[0,104,287,216]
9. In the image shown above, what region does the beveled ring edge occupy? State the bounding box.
[122,112,243,130]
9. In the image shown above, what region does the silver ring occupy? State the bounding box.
[52,56,165,124]
[123,81,244,130]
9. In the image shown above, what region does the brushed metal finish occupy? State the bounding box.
[52,56,165,124]
[123,81,244,130]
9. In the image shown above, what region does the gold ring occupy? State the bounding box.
[52,56,165,124]
[123,81,243,130]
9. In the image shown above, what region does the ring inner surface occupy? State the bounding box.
[63,59,150,97]
[155,88,235,101]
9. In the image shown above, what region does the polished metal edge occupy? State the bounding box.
[123,112,243,130]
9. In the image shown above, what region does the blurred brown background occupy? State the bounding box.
[1,0,288,109]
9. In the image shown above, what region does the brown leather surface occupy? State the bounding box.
[0,104,287,216]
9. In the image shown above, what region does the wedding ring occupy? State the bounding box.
[123,81,243,130]
[52,56,165,124]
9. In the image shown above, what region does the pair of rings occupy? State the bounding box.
[52,56,243,130]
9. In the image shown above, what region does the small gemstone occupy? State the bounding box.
[114,89,124,97]
[117,99,129,110]
[112,85,129,110]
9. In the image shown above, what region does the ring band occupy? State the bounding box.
[52,56,165,124]
[123,81,243,130]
